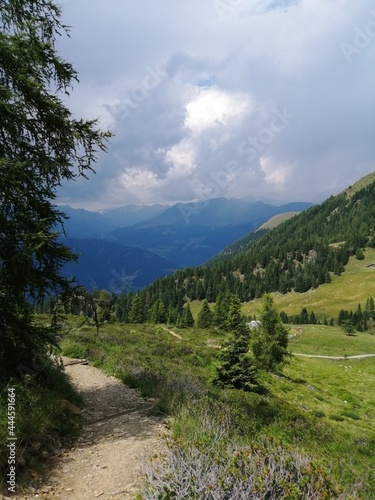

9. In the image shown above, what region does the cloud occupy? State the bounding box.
[56,0,375,209]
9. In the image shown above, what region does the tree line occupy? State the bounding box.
[108,180,375,323]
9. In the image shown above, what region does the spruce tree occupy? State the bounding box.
[213,332,259,391]
[129,295,145,324]
[213,296,257,391]
[180,301,194,328]
[151,298,167,324]
[196,299,213,328]
[0,0,110,378]
[252,294,290,372]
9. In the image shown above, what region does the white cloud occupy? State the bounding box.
[185,87,252,133]
[56,0,375,209]
[260,157,293,190]
[165,87,252,181]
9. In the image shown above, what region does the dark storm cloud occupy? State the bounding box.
[56,0,375,209]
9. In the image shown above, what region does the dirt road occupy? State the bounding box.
[15,358,164,500]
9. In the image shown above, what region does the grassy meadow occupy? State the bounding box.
[60,315,375,497]
[242,248,375,321]
[22,250,375,497]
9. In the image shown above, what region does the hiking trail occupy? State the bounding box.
[15,358,165,500]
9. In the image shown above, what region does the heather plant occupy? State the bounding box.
[142,403,359,500]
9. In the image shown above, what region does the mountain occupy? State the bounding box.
[62,238,180,293]
[118,171,375,322]
[58,203,169,239]
[58,206,115,239]
[58,198,313,288]
[100,204,168,227]
[109,199,313,267]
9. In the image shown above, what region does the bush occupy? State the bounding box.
[142,403,357,499]
[0,359,82,489]
[120,364,203,415]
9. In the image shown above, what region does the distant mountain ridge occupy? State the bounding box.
[62,238,180,293]
[108,199,313,266]
[59,197,313,290]
[117,170,375,322]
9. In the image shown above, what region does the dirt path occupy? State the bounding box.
[293,352,375,360]
[16,358,165,500]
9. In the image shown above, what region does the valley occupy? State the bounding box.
[59,198,312,290]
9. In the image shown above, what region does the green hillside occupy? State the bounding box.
[255,211,300,231]
[59,319,375,497]
[345,170,375,198]
[243,248,375,321]
[116,171,375,324]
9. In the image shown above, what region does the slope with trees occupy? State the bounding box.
[114,174,375,324]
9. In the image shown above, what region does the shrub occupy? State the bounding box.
[142,404,357,499]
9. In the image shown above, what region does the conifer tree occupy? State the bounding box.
[151,298,167,324]
[180,301,194,328]
[213,332,258,391]
[252,294,290,372]
[129,295,145,324]
[0,0,110,378]
[196,299,213,328]
[212,292,230,328]
[224,294,248,336]
[213,295,257,391]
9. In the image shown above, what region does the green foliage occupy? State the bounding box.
[150,297,167,324]
[0,359,82,487]
[252,294,290,372]
[213,332,258,391]
[142,402,357,499]
[115,175,375,321]
[355,247,365,260]
[0,0,110,378]
[212,292,230,327]
[196,299,213,328]
[212,294,259,391]
[224,294,246,332]
[180,301,194,328]
[129,294,145,324]
[341,319,356,336]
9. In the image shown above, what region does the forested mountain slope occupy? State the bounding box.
[116,173,375,323]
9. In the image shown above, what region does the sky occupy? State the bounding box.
[56,0,375,210]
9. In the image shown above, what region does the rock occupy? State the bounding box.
[58,399,82,415]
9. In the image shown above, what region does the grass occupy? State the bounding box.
[0,357,82,494]
[288,324,375,356]
[243,248,375,321]
[256,211,300,231]
[59,317,375,498]
[346,170,375,198]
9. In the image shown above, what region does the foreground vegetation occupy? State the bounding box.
[0,358,82,492]
[243,248,375,322]
[60,316,375,498]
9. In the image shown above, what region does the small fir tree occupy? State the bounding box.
[129,294,145,324]
[196,299,213,328]
[252,294,290,372]
[151,298,167,324]
[180,301,194,328]
[213,333,259,391]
